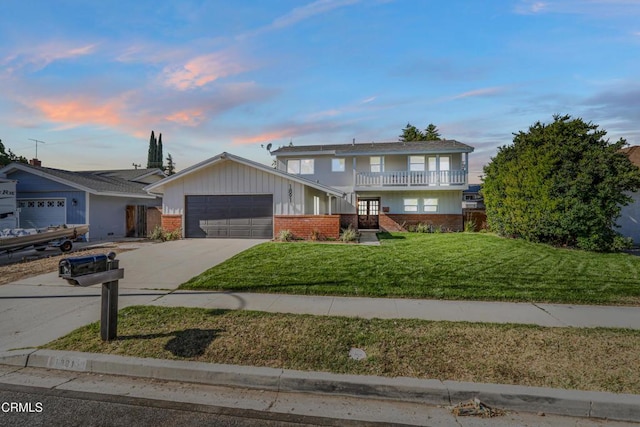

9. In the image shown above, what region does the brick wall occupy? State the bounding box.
[380,213,463,232]
[463,209,487,231]
[161,214,182,233]
[274,215,341,240]
[339,214,357,230]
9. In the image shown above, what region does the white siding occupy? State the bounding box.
[356,190,463,214]
[161,160,308,216]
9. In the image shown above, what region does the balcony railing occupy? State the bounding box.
[355,170,467,187]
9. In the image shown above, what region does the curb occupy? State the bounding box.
[1,349,639,423]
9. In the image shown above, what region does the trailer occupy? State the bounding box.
[0,179,18,230]
[0,224,89,255]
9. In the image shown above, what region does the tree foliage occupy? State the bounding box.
[0,140,28,166]
[482,114,640,251]
[165,153,176,175]
[399,122,442,141]
[146,131,164,169]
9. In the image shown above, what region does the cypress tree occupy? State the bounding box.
[147,130,157,168]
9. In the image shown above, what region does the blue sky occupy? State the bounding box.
[1,0,639,182]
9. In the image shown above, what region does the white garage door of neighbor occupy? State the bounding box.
[18,198,66,228]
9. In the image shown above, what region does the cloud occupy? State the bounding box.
[162,50,250,90]
[164,109,206,126]
[450,86,509,100]
[233,118,355,145]
[514,0,640,17]
[514,1,548,14]
[2,42,97,73]
[34,97,125,129]
[239,0,360,39]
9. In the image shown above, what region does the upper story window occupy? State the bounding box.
[332,158,345,172]
[287,159,314,175]
[370,156,384,173]
[409,156,425,172]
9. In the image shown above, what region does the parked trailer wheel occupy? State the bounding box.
[59,240,73,252]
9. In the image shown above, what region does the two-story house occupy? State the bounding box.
[144,140,474,240]
[271,140,474,233]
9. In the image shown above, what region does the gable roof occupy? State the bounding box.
[271,140,474,156]
[622,146,640,168]
[0,163,160,199]
[144,152,345,197]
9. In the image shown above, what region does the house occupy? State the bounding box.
[462,184,484,209]
[0,160,165,240]
[0,178,18,229]
[144,139,474,239]
[144,152,345,239]
[461,184,486,231]
[271,140,474,233]
[619,146,640,244]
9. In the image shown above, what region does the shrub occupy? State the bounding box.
[339,225,359,242]
[414,222,432,233]
[464,219,477,233]
[149,226,181,242]
[277,229,294,242]
[309,229,323,241]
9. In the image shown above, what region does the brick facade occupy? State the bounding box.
[339,214,357,230]
[463,209,487,231]
[379,213,463,232]
[274,215,341,240]
[161,214,183,233]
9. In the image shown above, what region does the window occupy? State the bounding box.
[370,156,384,173]
[409,156,425,171]
[424,198,438,212]
[300,159,314,174]
[332,158,345,172]
[404,198,418,212]
[287,159,300,174]
[57,200,65,207]
[313,196,320,215]
[288,159,314,174]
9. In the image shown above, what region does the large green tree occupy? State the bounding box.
[146,131,164,169]
[0,139,28,166]
[482,114,640,251]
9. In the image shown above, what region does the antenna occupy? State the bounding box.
[28,138,46,158]
[132,163,141,170]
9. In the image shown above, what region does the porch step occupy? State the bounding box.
[358,231,380,245]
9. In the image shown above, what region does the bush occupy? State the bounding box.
[149,226,181,242]
[414,222,432,233]
[277,229,294,242]
[339,225,359,242]
[464,219,477,233]
[309,229,323,241]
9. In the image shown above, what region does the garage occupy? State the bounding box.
[185,194,273,238]
[17,198,66,228]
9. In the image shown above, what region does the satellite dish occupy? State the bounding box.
[266,143,272,152]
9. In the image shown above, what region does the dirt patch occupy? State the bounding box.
[0,242,144,286]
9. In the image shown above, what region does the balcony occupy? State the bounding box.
[355,170,467,189]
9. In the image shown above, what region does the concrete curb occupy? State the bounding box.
[1,349,639,423]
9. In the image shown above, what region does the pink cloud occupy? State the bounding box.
[164,109,205,126]
[451,86,508,100]
[34,97,125,128]
[163,51,249,90]
[3,42,97,72]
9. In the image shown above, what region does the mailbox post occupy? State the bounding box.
[59,252,124,341]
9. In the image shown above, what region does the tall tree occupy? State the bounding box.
[424,124,442,140]
[399,123,424,142]
[482,114,640,251]
[147,131,157,169]
[165,153,175,175]
[156,133,164,169]
[0,139,28,166]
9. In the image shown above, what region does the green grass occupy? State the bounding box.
[45,305,640,394]
[181,233,640,304]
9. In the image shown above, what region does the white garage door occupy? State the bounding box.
[18,198,66,229]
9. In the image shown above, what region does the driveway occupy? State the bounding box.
[0,239,266,352]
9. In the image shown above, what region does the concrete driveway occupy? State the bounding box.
[0,239,266,351]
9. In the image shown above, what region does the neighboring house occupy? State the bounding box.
[0,178,18,229]
[271,140,474,233]
[462,184,484,209]
[619,146,640,244]
[0,160,165,240]
[144,140,474,240]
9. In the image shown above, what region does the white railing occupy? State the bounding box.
[355,170,467,187]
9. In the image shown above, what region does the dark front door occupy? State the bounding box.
[357,198,380,229]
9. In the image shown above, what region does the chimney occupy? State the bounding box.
[29,158,42,167]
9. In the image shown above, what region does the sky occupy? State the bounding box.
[1,0,639,182]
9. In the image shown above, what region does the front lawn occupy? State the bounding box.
[45,305,640,394]
[181,233,640,305]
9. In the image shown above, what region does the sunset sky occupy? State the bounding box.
[1,0,639,181]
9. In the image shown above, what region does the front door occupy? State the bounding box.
[357,198,380,229]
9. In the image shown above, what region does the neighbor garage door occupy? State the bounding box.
[18,198,66,228]
[185,195,273,238]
